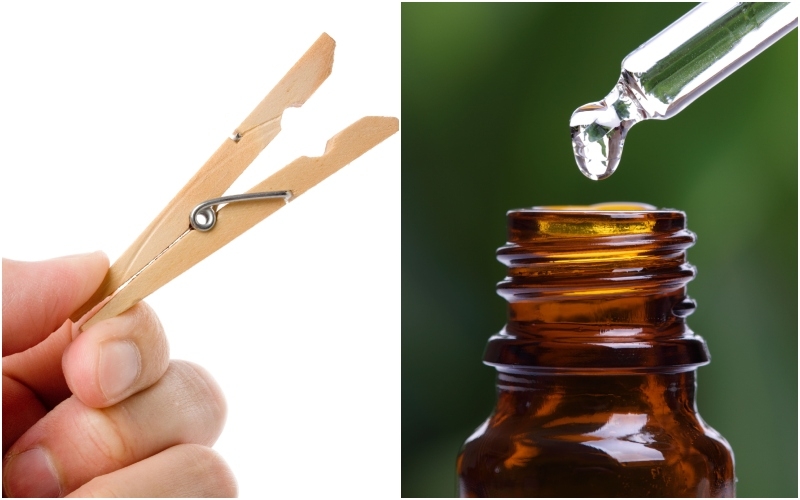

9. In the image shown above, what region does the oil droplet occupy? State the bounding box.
[570,78,645,180]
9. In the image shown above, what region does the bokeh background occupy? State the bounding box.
[402,3,797,497]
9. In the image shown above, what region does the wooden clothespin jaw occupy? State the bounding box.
[70,33,398,331]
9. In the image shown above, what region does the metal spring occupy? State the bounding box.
[190,190,293,231]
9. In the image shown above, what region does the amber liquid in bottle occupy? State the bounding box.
[457,204,735,497]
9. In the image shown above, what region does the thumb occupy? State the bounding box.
[2,252,109,357]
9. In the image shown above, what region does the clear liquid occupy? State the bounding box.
[569,78,646,180]
[570,3,797,181]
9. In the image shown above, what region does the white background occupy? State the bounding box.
[0,2,399,496]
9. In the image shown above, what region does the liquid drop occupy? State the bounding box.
[570,77,646,180]
[570,3,795,181]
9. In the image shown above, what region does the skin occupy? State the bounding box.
[2,252,237,497]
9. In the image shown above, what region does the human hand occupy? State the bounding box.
[2,253,237,497]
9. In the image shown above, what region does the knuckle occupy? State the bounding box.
[71,407,133,472]
[175,444,238,497]
[166,361,227,444]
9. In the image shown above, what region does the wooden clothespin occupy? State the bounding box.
[70,33,398,331]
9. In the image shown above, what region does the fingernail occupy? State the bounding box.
[3,448,61,498]
[99,340,141,399]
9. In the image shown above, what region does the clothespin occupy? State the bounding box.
[70,33,398,331]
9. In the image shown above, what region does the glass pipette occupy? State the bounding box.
[570,2,798,180]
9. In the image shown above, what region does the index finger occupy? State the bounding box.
[2,253,108,357]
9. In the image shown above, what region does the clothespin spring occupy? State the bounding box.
[190,191,293,231]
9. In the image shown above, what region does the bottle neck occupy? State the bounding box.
[496,370,697,408]
[484,206,709,373]
[491,371,702,434]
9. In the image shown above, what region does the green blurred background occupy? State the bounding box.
[401,3,797,497]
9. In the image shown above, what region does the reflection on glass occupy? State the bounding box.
[581,413,664,463]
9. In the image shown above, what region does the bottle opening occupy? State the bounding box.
[532,202,657,211]
[486,202,709,372]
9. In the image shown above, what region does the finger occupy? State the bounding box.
[2,376,47,456]
[66,444,237,498]
[61,302,169,408]
[2,252,108,357]
[2,319,74,416]
[3,361,226,498]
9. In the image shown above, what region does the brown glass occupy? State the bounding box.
[457,205,735,497]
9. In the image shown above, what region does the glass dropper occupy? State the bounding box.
[570,2,798,180]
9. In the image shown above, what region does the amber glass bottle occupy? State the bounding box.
[457,203,735,497]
